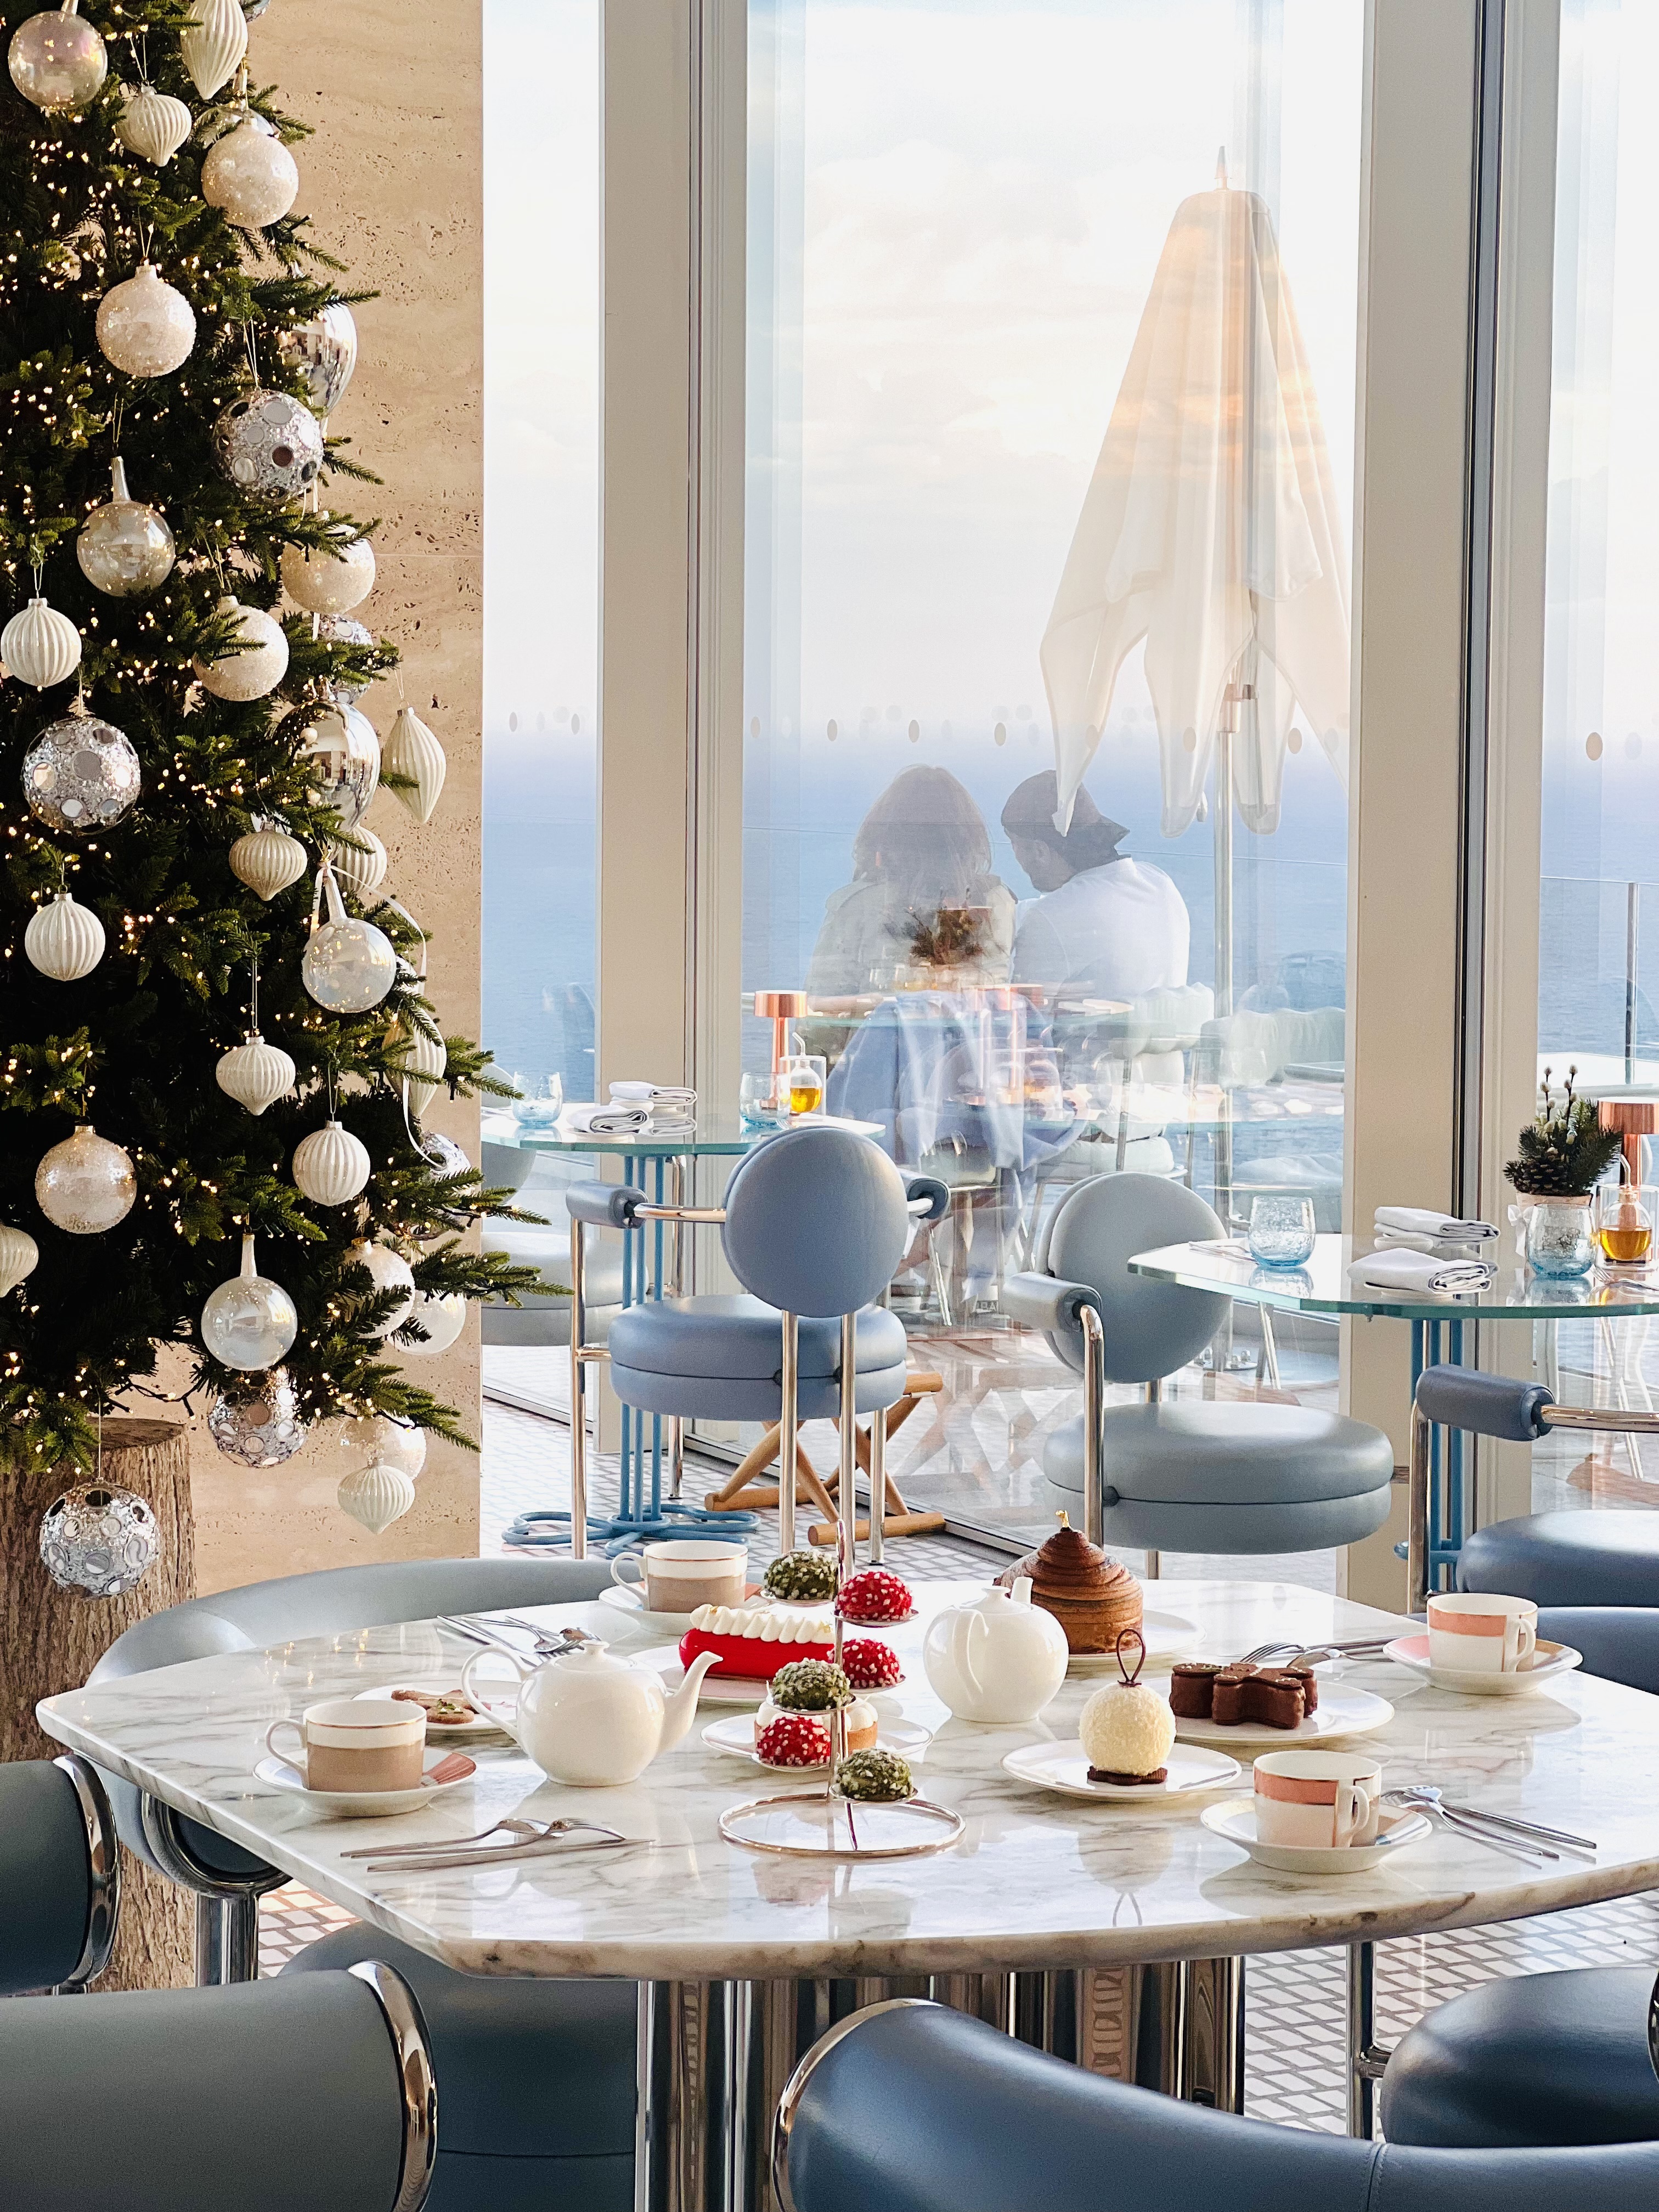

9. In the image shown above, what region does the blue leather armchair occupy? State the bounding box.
[1003,1173,1393,1570]
[774,1999,1659,2211]
[88,1555,637,2211]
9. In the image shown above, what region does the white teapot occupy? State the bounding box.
[922,1576,1068,1724]
[461,1640,719,1787]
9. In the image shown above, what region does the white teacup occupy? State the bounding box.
[612,1540,747,1618]
[1426,1593,1537,1675]
[1254,1750,1382,1850]
[266,1697,426,1794]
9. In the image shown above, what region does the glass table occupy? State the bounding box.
[1128,1234,1659,1592]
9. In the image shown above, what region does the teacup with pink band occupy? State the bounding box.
[1253,1749,1382,1850]
[1426,1592,1537,1675]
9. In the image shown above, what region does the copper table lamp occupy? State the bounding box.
[754,990,808,1077]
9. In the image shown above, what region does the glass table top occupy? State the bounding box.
[480,1110,882,1159]
[1128,1233,1659,1321]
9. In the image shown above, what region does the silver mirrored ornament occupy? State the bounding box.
[212,387,323,504]
[207,1369,307,1466]
[9,2,107,112]
[35,1125,137,1234]
[201,1233,298,1371]
[78,458,175,596]
[40,1483,160,1597]
[295,703,379,828]
[275,301,357,416]
[316,617,376,707]
[22,704,141,833]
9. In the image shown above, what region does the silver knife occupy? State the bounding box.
[362,1834,636,1875]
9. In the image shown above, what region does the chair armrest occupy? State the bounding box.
[1415,1364,1554,1442]
[565,1181,644,1229]
[904,1175,951,1224]
[1001,1272,1101,1334]
[0,1759,105,1997]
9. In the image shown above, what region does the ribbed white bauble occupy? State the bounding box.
[180,0,246,98]
[345,1238,416,1336]
[0,1223,40,1296]
[201,112,299,229]
[229,823,308,900]
[382,706,447,825]
[301,867,396,1014]
[291,1120,370,1207]
[338,1412,426,1480]
[403,1289,466,1357]
[216,1030,296,1116]
[201,1233,297,1370]
[281,529,375,616]
[25,890,104,980]
[96,262,196,378]
[78,458,176,596]
[400,1025,447,1119]
[193,595,289,701]
[115,81,193,165]
[36,1125,136,1234]
[9,2,106,111]
[2,597,81,689]
[328,827,386,899]
[336,1461,415,1535]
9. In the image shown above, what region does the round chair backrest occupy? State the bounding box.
[1038,1172,1228,1385]
[723,1124,910,1318]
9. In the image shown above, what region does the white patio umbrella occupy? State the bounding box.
[1039,166,1350,839]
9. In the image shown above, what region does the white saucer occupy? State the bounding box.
[599,1585,700,1632]
[1201,1796,1432,1875]
[1001,1739,1242,1803]
[1063,1610,1199,1673]
[701,1712,932,1771]
[1383,1633,1583,1697]
[253,1753,476,1819]
[352,1686,509,1742]
[1172,1683,1395,1750]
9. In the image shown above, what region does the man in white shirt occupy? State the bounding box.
[1000,771,1189,997]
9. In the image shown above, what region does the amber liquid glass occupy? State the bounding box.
[1595,1184,1654,1266]
[783,1054,827,1117]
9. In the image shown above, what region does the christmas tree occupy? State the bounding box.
[0,0,535,1503]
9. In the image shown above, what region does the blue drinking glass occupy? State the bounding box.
[1248,1195,1316,1269]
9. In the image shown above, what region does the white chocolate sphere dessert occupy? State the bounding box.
[1080,1679,1176,1782]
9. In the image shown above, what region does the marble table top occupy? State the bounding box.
[37,1578,1659,1983]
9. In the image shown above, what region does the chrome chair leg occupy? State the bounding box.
[569,1215,589,1560]
[1347,1939,1390,2138]
[838,1313,859,1579]
[779,1312,799,1556]
[139,1794,285,1986]
[1407,1401,1431,1614]
[1080,1304,1105,1549]
[50,1755,120,1993]
[868,1405,886,1565]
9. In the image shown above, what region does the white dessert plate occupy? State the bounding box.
[701,1712,931,1771]
[253,1753,476,1819]
[1001,1739,1241,1803]
[352,1686,509,1742]
[640,1645,902,1705]
[1201,1796,1432,1875]
[1383,1633,1583,1697]
[599,1581,763,1632]
[1063,1611,1199,1672]
[1172,1683,1394,1750]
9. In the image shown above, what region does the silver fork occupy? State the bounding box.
[341,1816,566,1861]
[1391,1785,1595,1857]
[1236,1639,1390,1666]
[362,1831,635,1875]
[1381,1788,1555,1865]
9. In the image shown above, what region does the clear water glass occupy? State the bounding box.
[1248,1195,1316,1269]
[1525,1197,1595,1279]
[738,1071,781,1127]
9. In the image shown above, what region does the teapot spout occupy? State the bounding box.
[661,1650,720,1750]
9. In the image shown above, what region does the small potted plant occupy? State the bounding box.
[1505,1066,1621,1276]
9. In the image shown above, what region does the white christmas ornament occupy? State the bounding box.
[78,458,176,596]
[201,1233,297,1370]
[216,1030,295,1116]
[22,705,141,833]
[276,302,357,415]
[345,1237,415,1336]
[180,0,247,98]
[281,528,374,617]
[302,866,397,1013]
[382,706,447,825]
[115,81,193,165]
[338,1412,426,1479]
[9,2,106,111]
[25,890,104,981]
[291,1119,370,1207]
[0,1223,40,1296]
[194,595,289,701]
[96,262,196,378]
[2,597,81,690]
[36,1125,137,1234]
[40,1484,160,1597]
[328,826,386,899]
[207,1370,306,1466]
[297,704,379,828]
[404,1289,466,1357]
[399,1023,447,1119]
[229,823,308,900]
[201,111,299,229]
[336,1460,415,1536]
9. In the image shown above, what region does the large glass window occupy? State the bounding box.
[743,0,1363,1539]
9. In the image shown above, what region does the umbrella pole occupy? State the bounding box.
[1214,714,1235,1226]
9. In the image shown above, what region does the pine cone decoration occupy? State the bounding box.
[1505,1066,1622,1197]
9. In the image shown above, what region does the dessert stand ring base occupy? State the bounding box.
[719,1788,963,1859]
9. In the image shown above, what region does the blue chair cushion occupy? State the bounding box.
[1460,1511,1659,1607]
[285,1924,635,2205]
[1381,1966,1659,2149]
[608,1297,911,1419]
[1535,1608,1659,1695]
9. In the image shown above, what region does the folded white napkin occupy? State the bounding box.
[611,1081,697,1107]
[560,1103,650,1135]
[1348,1250,1496,1297]
[1374,1227,1492,1260]
[1374,1205,1498,1243]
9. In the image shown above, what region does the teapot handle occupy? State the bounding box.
[460,1647,531,1733]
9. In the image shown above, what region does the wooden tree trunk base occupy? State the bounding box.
[2,1417,197,1991]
